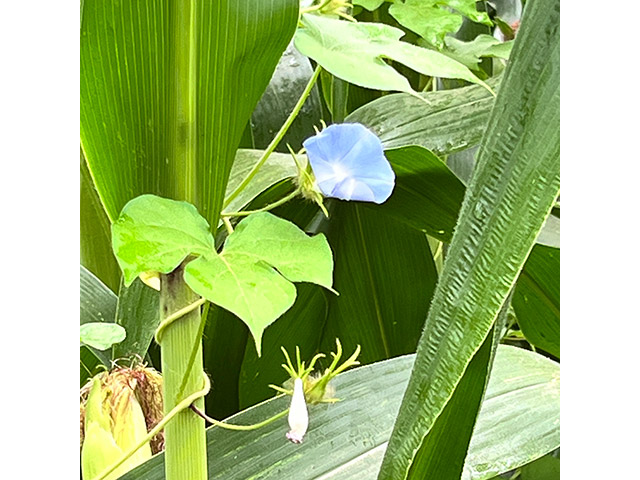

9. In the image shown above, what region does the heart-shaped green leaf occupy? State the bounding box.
[112,195,215,286]
[184,212,334,355]
[224,212,334,289]
[185,254,296,357]
[294,13,492,94]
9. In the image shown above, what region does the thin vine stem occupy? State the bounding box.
[155,297,206,345]
[222,65,322,210]
[190,404,289,431]
[222,216,234,235]
[221,187,301,218]
[176,301,210,401]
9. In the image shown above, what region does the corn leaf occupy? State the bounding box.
[119,345,559,480]
[378,0,560,476]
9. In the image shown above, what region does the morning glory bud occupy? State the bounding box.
[302,123,395,204]
[286,378,309,443]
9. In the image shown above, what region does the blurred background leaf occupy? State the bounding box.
[251,43,323,153]
[512,245,560,358]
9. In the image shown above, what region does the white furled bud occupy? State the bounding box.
[286,378,309,443]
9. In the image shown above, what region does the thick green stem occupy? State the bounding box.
[170,0,198,204]
[160,264,207,480]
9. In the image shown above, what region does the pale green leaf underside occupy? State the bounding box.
[185,213,334,355]
[80,322,126,351]
[444,0,493,25]
[294,14,491,94]
[535,214,560,248]
[462,347,560,480]
[112,195,215,286]
[120,345,559,480]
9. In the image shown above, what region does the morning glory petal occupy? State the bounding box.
[303,123,395,204]
[286,378,309,443]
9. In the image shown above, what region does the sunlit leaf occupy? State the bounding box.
[346,76,500,155]
[444,35,514,70]
[81,0,299,229]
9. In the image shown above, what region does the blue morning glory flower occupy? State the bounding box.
[302,123,395,204]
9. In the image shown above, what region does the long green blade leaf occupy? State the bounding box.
[407,322,495,479]
[320,202,437,364]
[81,0,299,226]
[376,146,466,242]
[345,76,499,155]
[112,277,160,362]
[120,345,559,480]
[378,0,560,476]
[81,152,120,292]
[80,266,118,384]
